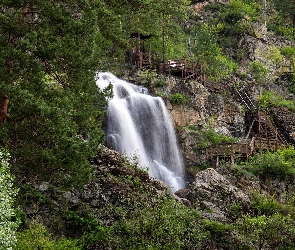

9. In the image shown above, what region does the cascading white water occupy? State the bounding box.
[96,72,185,192]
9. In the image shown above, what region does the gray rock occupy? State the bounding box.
[183,168,250,221]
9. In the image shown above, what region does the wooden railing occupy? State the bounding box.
[206,137,285,165]
[206,141,250,163]
[158,60,204,81]
[137,52,152,68]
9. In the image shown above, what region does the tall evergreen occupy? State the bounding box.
[0,1,110,188]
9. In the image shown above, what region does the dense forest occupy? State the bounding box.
[1,0,295,249]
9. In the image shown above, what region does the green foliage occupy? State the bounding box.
[187,124,197,131]
[64,197,207,250]
[247,147,295,180]
[195,128,238,149]
[201,189,295,249]
[191,24,238,81]
[202,220,235,246]
[217,0,259,35]
[273,0,295,31]
[248,60,269,84]
[204,0,260,64]
[229,0,260,22]
[268,14,294,38]
[107,198,207,250]
[228,202,244,221]
[236,213,295,249]
[22,185,48,203]
[153,79,165,88]
[16,220,81,250]
[258,90,295,111]
[136,69,159,88]
[0,148,19,250]
[0,1,111,188]
[64,211,111,246]
[266,0,294,37]
[281,46,295,60]
[169,93,188,105]
[155,92,167,98]
[266,46,284,65]
[250,191,295,217]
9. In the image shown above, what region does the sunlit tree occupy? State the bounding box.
[0,148,19,250]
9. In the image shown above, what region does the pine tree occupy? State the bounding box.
[0,1,110,188]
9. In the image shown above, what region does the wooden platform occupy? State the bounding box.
[158,60,204,81]
[206,137,284,166]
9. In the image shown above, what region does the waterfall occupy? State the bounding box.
[96,72,185,192]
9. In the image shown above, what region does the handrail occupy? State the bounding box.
[206,137,285,163]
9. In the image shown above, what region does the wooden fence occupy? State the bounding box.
[206,137,284,166]
[158,60,204,81]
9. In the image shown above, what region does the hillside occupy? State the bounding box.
[1,0,295,249]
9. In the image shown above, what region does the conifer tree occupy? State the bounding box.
[0,1,110,188]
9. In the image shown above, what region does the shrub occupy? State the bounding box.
[202,220,235,247]
[193,128,238,150]
[248,60,269,84]
[251,191,282,216]
[205,128,233,144]
[236,213,295,249]
[280,46,295,60]
[266,46,283,65]
[248,147,295,181]
[169,93,188,105]
[258,90,295,111]
[16,220,81,250]
[109,198,208,250]
[155,92,167,98]
[153,79,165,88]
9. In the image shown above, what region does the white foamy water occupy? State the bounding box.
[96,72,185,192]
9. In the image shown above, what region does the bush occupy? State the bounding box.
[248,147,295,180]
[70,197,208,250]
[187,124,197,131]
[153,79,165,88]
[258,90,295,111]
[202,220,235,247]
[248,60,269,84]
[280,46,295,60]
[169,93,188,105]
[195,128,238,149]
[109,198,207,250]
[236,213,295,249]
[266,46,283,65]
[16,220,81,250]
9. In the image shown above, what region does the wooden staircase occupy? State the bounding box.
[205,87,292,165]
[245,110,289,146]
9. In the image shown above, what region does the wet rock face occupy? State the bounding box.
[271,107,295,142]
[159,76,245,167]
[175,168,250,221]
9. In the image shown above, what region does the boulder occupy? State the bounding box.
[176,168,250,221]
